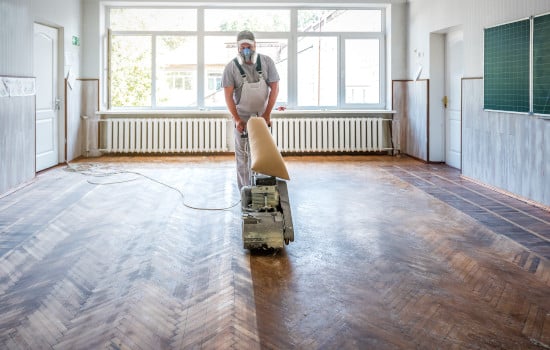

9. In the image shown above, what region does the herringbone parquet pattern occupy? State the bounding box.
[0,155,549,349]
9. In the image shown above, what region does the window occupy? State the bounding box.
[297,9,381,32]
[107,6,386,110]
[110,35,151,107]
[156,36,197,107]
[204,9,290,32]
[297,36,337,106]
[345,39,380,104]
[110,8,197,31]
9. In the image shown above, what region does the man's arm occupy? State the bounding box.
[224,86,246,133]
[261,81,279,127]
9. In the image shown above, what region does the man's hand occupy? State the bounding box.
[236,118,246,133]
[261,113,271,127]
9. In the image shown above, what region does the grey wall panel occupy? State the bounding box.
[0,0,35,196]
[392,80,428,161]
[80,79,100,157]
[391,81,406,153]
[462,78,550,207]
[66,79,82,162]
[0,96,35,194]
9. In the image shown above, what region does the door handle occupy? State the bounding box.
[442,96,448,109]
[54,98,61,110]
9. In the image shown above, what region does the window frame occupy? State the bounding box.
[341,33,386,109]
[105,5,387,111]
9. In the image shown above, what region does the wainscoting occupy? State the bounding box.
[0,76,35,195]
[461,77,550,207]
[392,79,429,161]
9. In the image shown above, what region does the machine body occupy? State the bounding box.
[241,174,294,250]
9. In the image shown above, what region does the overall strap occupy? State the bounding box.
[255,54,262,75]
[233,54,263,78]
[233,57,246,78]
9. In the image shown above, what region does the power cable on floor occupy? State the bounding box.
[64,162,240,211]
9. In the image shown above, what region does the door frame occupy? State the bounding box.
[34,21,65,172]
[428,25,463,169]
[429,32,445,163]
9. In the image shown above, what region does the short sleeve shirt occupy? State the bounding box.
[222,54,280,106]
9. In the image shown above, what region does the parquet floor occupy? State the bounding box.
[0,155,549,349]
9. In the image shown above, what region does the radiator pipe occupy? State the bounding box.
[81,115,89,157]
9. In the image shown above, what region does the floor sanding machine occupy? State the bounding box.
[240,117,294,250]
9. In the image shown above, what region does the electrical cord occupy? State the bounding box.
[64,162,241,211]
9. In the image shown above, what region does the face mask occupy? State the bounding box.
[241,47,254,63]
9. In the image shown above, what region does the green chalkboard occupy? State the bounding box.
[484,19,530,112]
[534,14,550,115]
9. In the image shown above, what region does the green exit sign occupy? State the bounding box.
[72,36,80,46]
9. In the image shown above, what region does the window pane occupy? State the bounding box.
[204,9,290,31]
[204,36,288,107]
[156,36,197,107]
[298,10,381,32]
[110,8,197,31]
[260,39,288,105]
[345,39,379,104]
[111,35,151,107]
[204,36,238,107]
[297,36,337,107]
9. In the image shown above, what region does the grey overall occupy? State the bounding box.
[233,57,269,189]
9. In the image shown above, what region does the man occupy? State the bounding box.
[222,30,280,190]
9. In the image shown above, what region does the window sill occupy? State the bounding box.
[96,109,396,117]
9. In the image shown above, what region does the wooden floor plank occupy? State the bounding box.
[0,155,548,349]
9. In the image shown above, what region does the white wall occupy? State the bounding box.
[0,0,34,76]
[407,0,550,207]
[389,3,408,80]
[0,0,82,195]
[33,0,82,81]
[408,0,550,78]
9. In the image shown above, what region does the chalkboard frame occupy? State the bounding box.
[484,13,550,116]
[483,18,530,113]
[533,13,550,115]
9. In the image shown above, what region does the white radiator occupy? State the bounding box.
[271,117,392,153]
[99,118,228,153]
[98,116,392,154]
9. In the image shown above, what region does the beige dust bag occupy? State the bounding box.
[247,117,290,180]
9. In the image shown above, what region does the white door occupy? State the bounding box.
[444,30,463,169]
[34,23,59,171]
